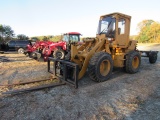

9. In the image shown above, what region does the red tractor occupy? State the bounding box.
[41,32,82,61]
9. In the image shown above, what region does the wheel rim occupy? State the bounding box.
[20,50,23,53]
[100,60,110,76]
[132,56,139,69]
[19,49,24,53]
[56,52,62,58]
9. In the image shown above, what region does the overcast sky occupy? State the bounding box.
[0,0,159,37]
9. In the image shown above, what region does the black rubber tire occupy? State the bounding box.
[125,51,141,74]
[149,51,157,64]
[88,52,113,82]
[18,48,24,54]
[53,49,65,59]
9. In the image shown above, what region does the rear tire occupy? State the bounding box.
[149,51,157,63]
[18,48,24,54]
[125,51,141,73]
[53,49,65,59]
[88,52,113,82]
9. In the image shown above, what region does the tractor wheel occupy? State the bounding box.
[149,51,157,64]
[18,48,24,54]
[125,51,141,73]
[53,49,65,59]
[88,52,113,82]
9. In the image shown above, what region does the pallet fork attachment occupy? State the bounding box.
[2,82,66,95]
[48,57,79,88]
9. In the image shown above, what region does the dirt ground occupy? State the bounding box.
[0,43,160,120]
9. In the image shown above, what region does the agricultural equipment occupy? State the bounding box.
[48,12,158,88]
[25,41,53,58]
[39,32,82,61]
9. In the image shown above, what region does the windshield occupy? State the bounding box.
[97,16,116,37]
[62,34,80,42]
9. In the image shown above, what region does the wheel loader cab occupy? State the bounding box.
[97,16,116,38]
[97,12,131,48]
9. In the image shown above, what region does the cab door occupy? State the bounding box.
[116,18,130,47]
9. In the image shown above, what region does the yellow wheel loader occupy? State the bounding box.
[48,12,158,88]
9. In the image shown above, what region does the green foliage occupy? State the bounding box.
[0,24,14,42]
[17,34,29,40]
[136,20,160,43]
[31,35,62,42]
[42,36,48,41]
[52,35,61,42]
[31,37,39,41]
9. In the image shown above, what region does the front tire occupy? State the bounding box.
[125,51,141,73]
[53,49,65,59]
[18,48,24,54]
[88,52,113,82]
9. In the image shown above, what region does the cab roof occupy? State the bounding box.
[68,32,81,35]
[100,12,131,19]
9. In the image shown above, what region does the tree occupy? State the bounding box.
[0,25,4,41]
[0,24,14,42]
[4,25,14,39]
[136,20,160,43]
[31,37,39,41]
[149,22,160,43]
[42,36,48,41]
[17,34,29,40]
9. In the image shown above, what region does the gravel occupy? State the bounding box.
[0,44,160,120]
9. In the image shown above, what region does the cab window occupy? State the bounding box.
[69,35,79,42]
[118,19,125,34]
